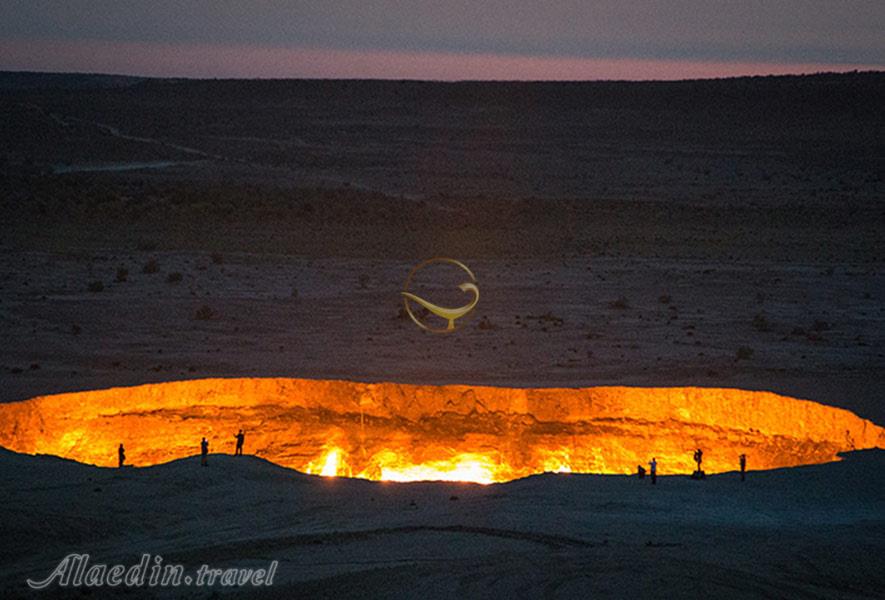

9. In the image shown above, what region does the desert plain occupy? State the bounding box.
[0,71,883,598]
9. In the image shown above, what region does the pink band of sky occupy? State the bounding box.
[1,38,880,81]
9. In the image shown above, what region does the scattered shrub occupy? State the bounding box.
[87,281,104,293]
[143,258,159,274]
[658,294,671,304]
[166,272,183,284]
[210,252,224,265]
[194,304,214,320]
[526,312,564,326]
[115,267,128,283]
[752,313,771,332]
[736,346,754,360]
[609,297,629,310]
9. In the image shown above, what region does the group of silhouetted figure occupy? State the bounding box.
[201,429,246,465]
[116,436,751,483]
[637,449,748,483]
[636,457,658,483]
[117,429,247,468]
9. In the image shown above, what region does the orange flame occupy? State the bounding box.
[306,447,347,477]
[0,378,881,483]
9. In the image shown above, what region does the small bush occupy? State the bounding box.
[87,281,104,293]
[752,313,770,332]
[609,297,629,310]
[526,312,564,326]
[115,267,128,283]
[194,304,214,320]
[736,346,754,360]
[658,294,671,304]
[166,272,183,284]
[210,252,224,265]
[143,258,159,274]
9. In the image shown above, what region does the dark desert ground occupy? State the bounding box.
[0,72,883,598]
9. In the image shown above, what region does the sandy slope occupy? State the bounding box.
[1,449,882,598]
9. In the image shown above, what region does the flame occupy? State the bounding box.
[319,449,341,477]
[306,447,345,477]
[0,378,881,483]
[370,451,500,485]
[539,449,573,474]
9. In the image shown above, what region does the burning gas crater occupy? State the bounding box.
[0,378,882,484]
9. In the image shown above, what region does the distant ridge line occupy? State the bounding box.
[0,69,883,90]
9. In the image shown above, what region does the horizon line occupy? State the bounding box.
[3,67,883,86]
[1,39,882,82]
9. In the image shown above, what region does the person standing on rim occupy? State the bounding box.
[234,429,245,456]
[739,454,747,481]
[118,443,125,468]
[200,437,209,467]
[693,448,704,478]
[649,457,657,485]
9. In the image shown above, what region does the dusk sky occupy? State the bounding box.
[1,1,883,80]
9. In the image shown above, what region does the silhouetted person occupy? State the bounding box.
[200,437,209,467]
[637,465,646,479]
[234,430,245,455]
[691,448,705,479]
[739,454,747,481]
[649,457,657,485]
[118,443,125,468]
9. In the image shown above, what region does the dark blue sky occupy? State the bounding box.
[1,1,882,79]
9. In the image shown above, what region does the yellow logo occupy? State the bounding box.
[401,258,479,333]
